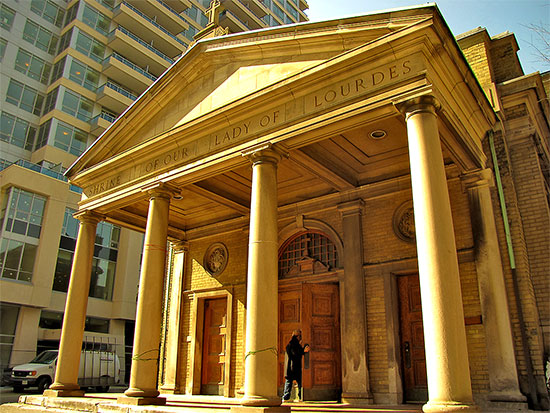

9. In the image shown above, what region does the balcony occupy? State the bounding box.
[113,1,188,59]
[163,0,192,13]
[0,160,82,193]
[227,0,267,29]
[219,9,249,33]
[236,0,270,18]
[102,53,156,94]
[90,112,116,136]
[96,81,137,114]
[108,26,174,76]
[125,0,189,34]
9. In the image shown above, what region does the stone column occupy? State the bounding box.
[238,143,286,410]
[337,200,373,404]
[402,96,479,413]
[118,184,176,406]
[45,211,102,397]
[463,169,525,403]
[160,241,188,394]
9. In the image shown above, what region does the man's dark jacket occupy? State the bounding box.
[285,335,305,381]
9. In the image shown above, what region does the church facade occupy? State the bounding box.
[33,4,549,413]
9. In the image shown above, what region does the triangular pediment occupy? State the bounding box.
[67,5,440,178]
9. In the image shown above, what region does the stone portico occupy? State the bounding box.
[17,4,538,413]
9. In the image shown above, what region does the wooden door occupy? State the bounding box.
[201,298,226,395]
[278,283,341,400]
[397,274,427,402]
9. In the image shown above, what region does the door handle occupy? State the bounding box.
[404,341,411,369]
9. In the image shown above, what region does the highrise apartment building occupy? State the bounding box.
[0,0,309,383]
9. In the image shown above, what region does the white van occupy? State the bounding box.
[10,349,121,393]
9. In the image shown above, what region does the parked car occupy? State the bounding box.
[10,349,120,392]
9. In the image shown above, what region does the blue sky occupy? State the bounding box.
[306,1,550,75]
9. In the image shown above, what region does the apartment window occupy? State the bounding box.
[0,304,19,372]
[15,48,52,85]
[50,57,66,83]
[64,3,78,27]
[31,0,65,28]
[53,120,88,155]
[272,3,285,20]
[43,87,59,115]
[39,310,63,329]
[82,4,111,36]
[85,317,110,334]
[0,4,16,31]
[22,19,59,55]
[35,119,51,150]
[0,112,37,150]
[0,38,7,62]
[3,187,46,239]
[5,79,45,116]
[57,29,72,54]
[68,59,99,92]
[75,29,105,63]
[54,209,119,301]
[61,89,94,121]
[0,239,37,282]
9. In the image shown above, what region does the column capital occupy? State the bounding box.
[171,240,189,253]
[141,182,181,200]
[242,142,288,166]
[337,199,365,216]
[397,95,441,120]
[73,210,103,225]
[461,168,494,191]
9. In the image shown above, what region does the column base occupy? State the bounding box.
[117,395,166,406]
[43,389,85,397]
[423,401,480,412]
[341,392,374,405]
[240,395,281,407]
[488,390,527,403]
[231,407,290,413]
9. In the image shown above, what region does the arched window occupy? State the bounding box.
[278,230,339,278]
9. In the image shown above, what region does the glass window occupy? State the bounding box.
[0,304,19,372]
[50,57,66,84]
[52,120,88,155]
[82,4,111,36]
[68,59,99,92]
[0,38,7,62]
[0,112,37,150]
[5,79,44,116]
[75,29,105,63]
[54,211,119,300]
[61,89,93,122]
[31,0,65,28]
[0,238,37,282]
[22,19,58,55]
[35,119,51,150]
[4,187,46,239]
[39,310,63,329]
[64,3,78,27]
[85,317,109,333]
[57,29,72,54]
[43,87,59,115]
[15,48,52,85]
[0,4,16,31]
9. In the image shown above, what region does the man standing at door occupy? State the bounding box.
[282,329,309,402]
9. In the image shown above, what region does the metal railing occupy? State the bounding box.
[91,112,117,124]
[110,26,174,64]
[115,1,187,47]
[152,0,189,27]
[0,159,83,193]
[97,81,139,101]
[104,52,158,82]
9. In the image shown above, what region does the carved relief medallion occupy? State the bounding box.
[393,201,415,242]
[204,242,228,276]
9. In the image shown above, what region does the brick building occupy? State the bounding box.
[9,4,549,413]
